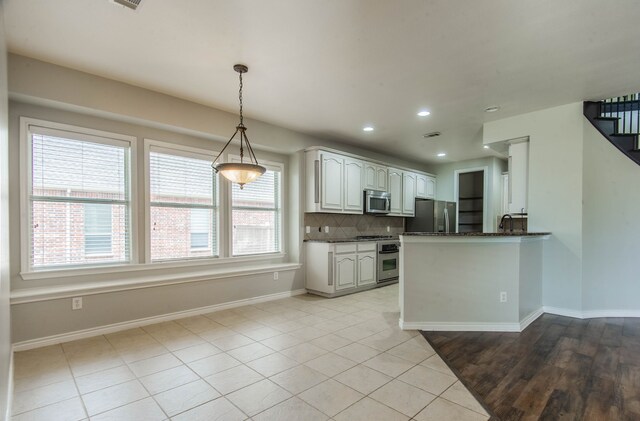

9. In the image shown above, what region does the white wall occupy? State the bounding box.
[0,3,11,419]
[484,103,584,312]
[484,101,640,316]
[433,157,506,232]
[582,119,640,313]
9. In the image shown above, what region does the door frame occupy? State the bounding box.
[453,166,489,233]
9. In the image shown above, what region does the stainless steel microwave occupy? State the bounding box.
[364,190,391,214]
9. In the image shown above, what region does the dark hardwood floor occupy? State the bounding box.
[422,314,640,420]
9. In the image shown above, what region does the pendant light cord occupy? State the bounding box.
[238,70,244,127]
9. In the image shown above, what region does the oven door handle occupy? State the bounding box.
[378,250,399,255]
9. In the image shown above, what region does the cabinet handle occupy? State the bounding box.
[314,159,320,204]
[328,251,334,286]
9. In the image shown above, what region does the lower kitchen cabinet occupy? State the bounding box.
[306,241,378,297]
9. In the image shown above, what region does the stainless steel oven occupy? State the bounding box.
[377,240,400,284]
[364,190,391,215]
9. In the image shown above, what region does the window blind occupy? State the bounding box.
[149,149,218,261]
[29,129,131,269]
[231,169,281,256]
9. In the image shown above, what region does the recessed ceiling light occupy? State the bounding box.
[483,145,490,149]
[417,110,431,117]
[437,153,446,157]
[485,106,500,113]
[363,126,374,132]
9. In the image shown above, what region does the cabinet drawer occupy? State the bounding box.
[334,243,357,254]
[357,242,376,252]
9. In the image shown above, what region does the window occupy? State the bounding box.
[26,123,132,270]
[148,144,218,261]
[231,162,282,256]
[84,203,112,255]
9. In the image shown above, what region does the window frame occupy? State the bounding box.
[227,155,284,257]
[144,139,220,263]
[19,117,138,274]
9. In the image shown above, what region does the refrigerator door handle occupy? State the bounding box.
[444,208,450,233]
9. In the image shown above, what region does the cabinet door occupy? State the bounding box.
[321,153,343,211]
[425,177,436,199]
[364,163,377,190]
[344,158,364,212]
[402,172,417,216]
[335,254,357,290]
[416,174,428,198]
[508,141,529,213]
[376,166,388,191]
[388,169,403,215]
[357,252,376,286]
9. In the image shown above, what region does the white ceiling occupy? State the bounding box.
[5,0,640,164]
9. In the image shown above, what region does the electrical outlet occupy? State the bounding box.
[324,226,329,233]
[386,226,390,232]
[500,291,507,303]
[72,297,83,310]
[305,226,310,234]
[273,272,279,280]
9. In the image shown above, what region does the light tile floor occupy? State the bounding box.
[11,284,490,420]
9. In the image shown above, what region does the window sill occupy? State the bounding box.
[12,260,300,304]
[21,252,287,281]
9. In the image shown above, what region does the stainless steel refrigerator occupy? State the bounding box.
[405,199,457,233]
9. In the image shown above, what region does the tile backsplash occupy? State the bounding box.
[304,213,405,240]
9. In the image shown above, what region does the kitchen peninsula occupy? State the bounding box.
[399,232,550,332]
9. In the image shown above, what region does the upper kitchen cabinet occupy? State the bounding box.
[305,147,435,215]
[507,140,529,213]
[305,149,363,214]
[388,168,403,215]
[364,162,388,192]
[344,157,364,212]
[416,173,436,199]
[402,172,417,216]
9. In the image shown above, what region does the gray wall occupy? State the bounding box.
[0,3,11,419]
[7,54,433,343]
[582,119,640,312]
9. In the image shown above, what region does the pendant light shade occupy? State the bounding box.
[215,162,266,186]
[212,64,266,189]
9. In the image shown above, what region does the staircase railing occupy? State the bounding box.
[600,93,640,134]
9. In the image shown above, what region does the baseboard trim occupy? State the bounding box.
[13,288,308,352]
[4,349,13,421]
[399,319,522,332]
[519,307,544,331]
[543,306,640,319]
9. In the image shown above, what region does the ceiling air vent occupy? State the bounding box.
[423,131,441,138]
[112,0,142,10]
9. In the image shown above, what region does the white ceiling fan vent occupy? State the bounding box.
[423,131,441,138]
[112,0,142,10]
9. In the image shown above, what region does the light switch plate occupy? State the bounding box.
[324,226,329,233]
[305,226,311,234]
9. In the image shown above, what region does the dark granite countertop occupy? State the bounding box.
[304,237,399,243]
[401,232,551,237]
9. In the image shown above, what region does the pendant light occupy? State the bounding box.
[212,64,266,189]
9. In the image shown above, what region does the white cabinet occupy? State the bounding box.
[321,152,343,211]
[364,162,388,192]
[388,168,403,215]
[305,241,377,296]
[305,150,363,214]
[357,252,376,286]
[402,172,417,216]
[507,141,529,213]
[335,254,357,290]
[417,174,436,199]
[305,148,434,215]
[344,158,364,212]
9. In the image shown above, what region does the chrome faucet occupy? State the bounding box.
[499,214,514,232]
